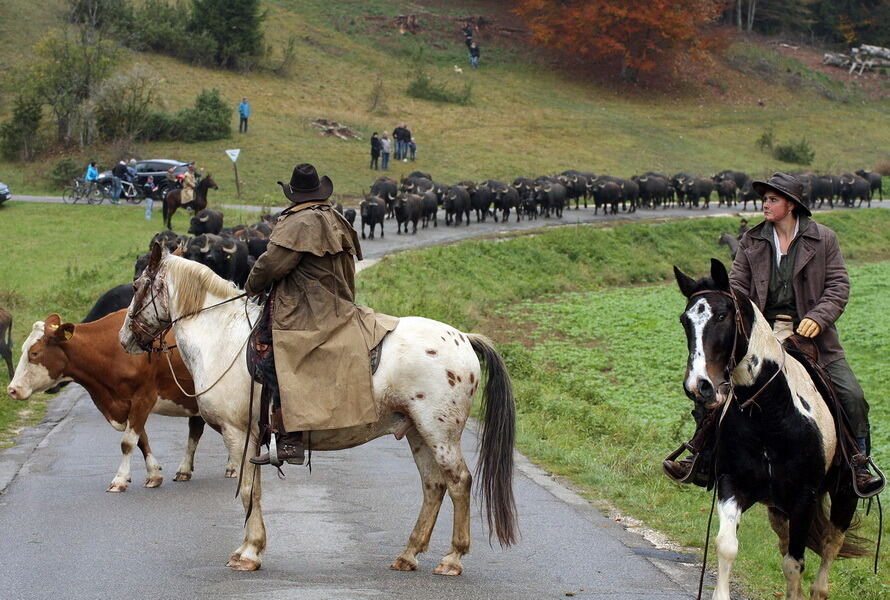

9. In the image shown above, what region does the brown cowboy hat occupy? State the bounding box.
[752,172,811,217]
[277,163,333,203]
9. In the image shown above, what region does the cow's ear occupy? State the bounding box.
[44,314,62,330]
[674,266,697,298]
[48,319,75,343]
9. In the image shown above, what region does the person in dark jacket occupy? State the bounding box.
[370,132,381,170]
[469,42,480,69]
[663,172,883,496]
[111,161,128,205]
[392,123,408,160]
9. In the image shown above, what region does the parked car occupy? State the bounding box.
[0,181,10,205]
[98,159,196,197]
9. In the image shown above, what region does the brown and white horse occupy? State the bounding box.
[118,242,518,574]
[675,259,868,600]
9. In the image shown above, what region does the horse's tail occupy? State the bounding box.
[807,497,870,558]
[467,333,518,548]
[162,190,169,221]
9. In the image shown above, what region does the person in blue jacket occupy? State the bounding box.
[239,97,251,133]
[84,161,99,197]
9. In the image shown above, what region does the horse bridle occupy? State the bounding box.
[688,287,785,412]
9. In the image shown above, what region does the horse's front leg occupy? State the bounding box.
[783,492,818,600]
[174,416,205,482]
[225,431,266,571]
[390,429,446,572]
[713,488,744,600]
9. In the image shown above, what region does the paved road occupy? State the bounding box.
[0,385,707,600]
[0,193,760,599]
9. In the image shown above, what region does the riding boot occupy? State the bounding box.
[663,407,717,486]
[249,431,305,466]
[851,437,885,497]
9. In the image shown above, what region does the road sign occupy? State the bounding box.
[225,149,241,162]
[225,149,242,197]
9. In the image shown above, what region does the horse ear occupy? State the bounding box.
[673,266,696,298]
[710,258,730,290]
[149,241,163,270]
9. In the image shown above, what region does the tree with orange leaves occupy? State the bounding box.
[514,0,729,81]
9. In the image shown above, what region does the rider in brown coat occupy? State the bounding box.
[664,172,882,496]
[245,164,397,466]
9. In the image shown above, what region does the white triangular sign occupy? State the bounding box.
[225,149,241,162]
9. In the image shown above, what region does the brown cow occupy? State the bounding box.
[0,307,12,378]
[6,309,238,492]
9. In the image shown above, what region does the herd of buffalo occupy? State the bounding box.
[356,168,884,239]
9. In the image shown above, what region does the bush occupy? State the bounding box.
[94,67,158,141]
[772,138,815,165]
[755,127,774,153]
[50,157,83,188]
[174,88,232,141]
[406,69,472,105]
[0,94,42,161]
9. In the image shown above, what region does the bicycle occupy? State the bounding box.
[97,179,144,204]
[62,179,102,204]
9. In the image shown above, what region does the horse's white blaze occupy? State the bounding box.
[8,323,54,399]
[684,298,713,395]
[714,498,742,600]
[153,396,198,418]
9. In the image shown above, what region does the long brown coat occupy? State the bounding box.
[181,170,196,205]
[729,218,850,367]
[245,201,397,431]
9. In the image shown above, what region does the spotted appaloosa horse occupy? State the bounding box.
[675,259,867,600]
[119,242,518,574]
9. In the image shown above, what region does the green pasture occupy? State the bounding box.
[1,0,889,204]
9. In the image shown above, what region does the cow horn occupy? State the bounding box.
[199,213,209,222]
[639,176,648,182]
[199,237,210,253]
[544,184,551,192]
[222,241,237,254]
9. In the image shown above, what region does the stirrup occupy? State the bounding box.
[662,442,701,483]
[852,455,886,499]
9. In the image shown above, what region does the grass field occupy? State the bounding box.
[1,0,888,205]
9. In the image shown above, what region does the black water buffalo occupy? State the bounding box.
[188,209,224,236]
[738,181,760,210]
[715,179,737,206]
[559,171,592,209]
[593,181,621,214]
[394,194,423,234]
[671,173,696,205]
[420,191,438,228]
[344,208,356,227]
[533,180,566,218]
[83,284,135,322]
[466,182,493,222]
[444,185,471,226]
[713,170,750,192]
[370,177,398,218]
[633,174,670,209]
[512,177,535,205]
[800,174,833,209]
[855,170,883,201]
[184,234,250,288]
[360,196,386,239]
[400,175,434,195]
[407,170,432,180]
[840,174,871,207]
[151,229,185,252]
[682,178,714,209]
[493,184,520,222]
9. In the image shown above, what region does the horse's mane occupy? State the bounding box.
[197,175,214,192]
[164,255,240,317]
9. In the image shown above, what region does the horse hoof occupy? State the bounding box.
[433,562,462,576]
[389,557,417,572]
[173,472,192,482]
[224,469,237,478]
[144,476,163,488]
[227,557,260,571]
[106,483,128,493]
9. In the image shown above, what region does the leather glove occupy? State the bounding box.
[797,318,821,338]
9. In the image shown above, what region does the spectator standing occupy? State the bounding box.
[392,123,408,160]
[463,24,474,48]
[126,158,138,183]
[469,42,480,69]
[143,176,159,220]
[380,133,392,170]
[402,125,412,162]
[111,160,128,205]
[239,97,250,133]
[370,132,381,170]
[408,137,417,161]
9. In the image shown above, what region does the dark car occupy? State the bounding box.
[0,181,10,205]
[99,159,196,196]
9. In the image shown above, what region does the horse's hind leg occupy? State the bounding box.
[390,429,447,572]
[767,507,790,556]
[811,490,857,600]
[424,431,471,576]
[174,416,205,481]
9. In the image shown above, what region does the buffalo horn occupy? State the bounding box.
[221,241,237,254]
[199,213,209,222]
[199,237,210,253]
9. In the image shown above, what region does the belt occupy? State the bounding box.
[773,314,795,322]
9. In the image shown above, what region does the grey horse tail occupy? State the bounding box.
[467,333,519,547]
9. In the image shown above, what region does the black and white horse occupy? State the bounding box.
[675,259,867,600]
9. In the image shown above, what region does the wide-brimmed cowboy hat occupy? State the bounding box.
[752,172,811,217]
[277,163,333,203]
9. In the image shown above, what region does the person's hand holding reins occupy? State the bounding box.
[797,318,821,338]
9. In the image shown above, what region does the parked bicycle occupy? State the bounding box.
[62,179,102,204]
[96,178,144,204]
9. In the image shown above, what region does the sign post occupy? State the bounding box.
[225,149,241,198]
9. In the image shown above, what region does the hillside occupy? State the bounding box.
[0,0,888,206]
